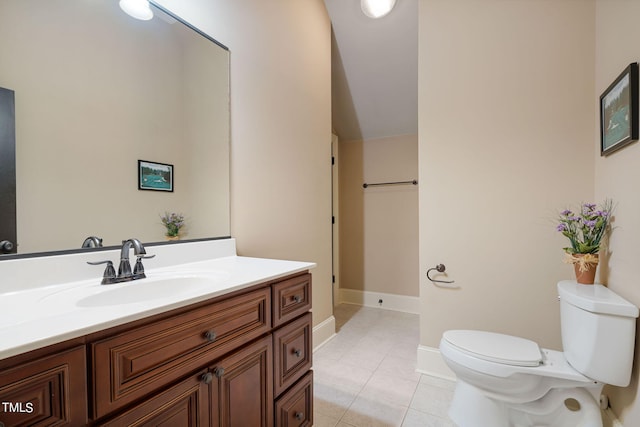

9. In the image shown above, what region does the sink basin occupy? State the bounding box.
[76,273,229,307]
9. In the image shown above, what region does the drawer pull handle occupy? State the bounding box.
[293,295,302,303]
[214,367,225,378]
[204,330,217,342]
[295,412,304,420]
[201,372,213,384]
[293,349,302,358]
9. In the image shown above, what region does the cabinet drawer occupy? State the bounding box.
[0,346,87,427]
[273,312,312,396]
[91,287,271,419]
[101,372,210,427]
[272,274,311,328]
[275,371,313,427]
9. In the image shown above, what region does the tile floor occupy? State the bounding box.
[313,304,456,427]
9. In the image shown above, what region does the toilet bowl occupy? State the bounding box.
[441,331,603,427]
[440,330,598,404]
[439,281,639,427]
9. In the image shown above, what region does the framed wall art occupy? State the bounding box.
[138,160,174,192]
[600,62,639,156]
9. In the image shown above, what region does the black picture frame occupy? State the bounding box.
[138,160,174,192]
[600,62,639,156]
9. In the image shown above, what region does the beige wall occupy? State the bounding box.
[419,0,595,351]
[182,26,231,241]
[594,1,640,423]
[156,0,334,331]
[339,134,419,298]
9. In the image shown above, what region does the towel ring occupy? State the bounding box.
[426,264,455,284]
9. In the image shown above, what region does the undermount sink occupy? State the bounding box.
[76,273,229,307]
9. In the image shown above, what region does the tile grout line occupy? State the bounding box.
[314,304,455,427]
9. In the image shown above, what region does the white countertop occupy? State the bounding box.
[0,240,315,360]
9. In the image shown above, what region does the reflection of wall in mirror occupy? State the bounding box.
[0,0,230,254]
[181,21,230,244]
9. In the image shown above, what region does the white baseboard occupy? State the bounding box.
[416,345,456,381]
[313,314,336,352]
[339,288,420,314]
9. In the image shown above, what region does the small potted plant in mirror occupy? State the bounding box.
[556,200,613,284]
[161,212,185,241]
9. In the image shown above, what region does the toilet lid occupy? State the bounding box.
[443,330,542,367]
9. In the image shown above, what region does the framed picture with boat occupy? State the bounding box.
[600,62,639,156]
[138,160,174,192]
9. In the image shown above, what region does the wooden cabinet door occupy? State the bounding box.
[210,335,273,427]
[273,313,312,396]
[100,372,209,427]
[0,346,86,426]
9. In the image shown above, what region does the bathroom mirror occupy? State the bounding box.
[0,0,230,257]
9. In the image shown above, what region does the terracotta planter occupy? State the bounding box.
[165,235,180,241]
[572,253,599,285]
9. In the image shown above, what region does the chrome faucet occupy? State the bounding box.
[81,236,103,248]
[118,238,146,278]
[87,238,154,284]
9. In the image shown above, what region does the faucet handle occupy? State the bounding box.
[87,260,117,285]
[133,254,156,279]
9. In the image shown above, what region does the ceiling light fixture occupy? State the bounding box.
[360,0,396,19]
[119,0,154,21]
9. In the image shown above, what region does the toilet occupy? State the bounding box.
[439,280,639,427]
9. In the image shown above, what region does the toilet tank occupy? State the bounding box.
[558,280,639,386]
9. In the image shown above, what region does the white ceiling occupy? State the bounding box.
[324,0,418,142]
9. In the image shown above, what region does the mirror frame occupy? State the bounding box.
[150,1,228,51]
[0,0,231,261]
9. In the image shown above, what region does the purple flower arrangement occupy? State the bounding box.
[161,212,185,237]
[556,201,612,255]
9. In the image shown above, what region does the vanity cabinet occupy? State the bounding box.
[0,271,313,427]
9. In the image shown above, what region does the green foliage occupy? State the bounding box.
[161,212,185,237]
[556,200,612,255]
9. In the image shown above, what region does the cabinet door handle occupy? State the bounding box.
[293,349,302,358]
[293,295,302,303]
[214,367,225,378]
[294,412,304,420]
[201,372,213,384]
[204,330,217,342]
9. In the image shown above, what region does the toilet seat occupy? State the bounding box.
[440,330,593,383]
[443,330,542,367]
